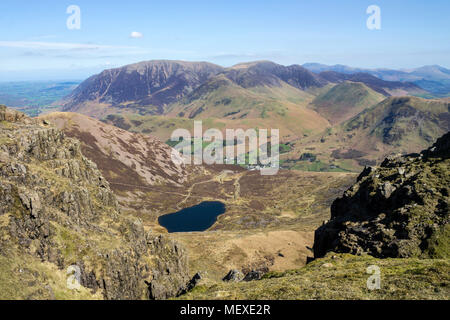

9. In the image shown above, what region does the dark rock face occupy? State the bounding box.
[63,60,328,114]
[224,61,326,90]
[177,272,202,296]
[0,107,190,299]
[222,269,244,282]
[314,132,450,259]
[243,270,264,281]
[63,61,224,112]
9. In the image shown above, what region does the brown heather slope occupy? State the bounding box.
[40,112,187,187]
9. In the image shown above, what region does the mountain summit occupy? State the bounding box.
[63,60,224,116]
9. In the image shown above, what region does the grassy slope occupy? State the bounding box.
[178,253,450,300]
[310,81,385,124]
[103,77,330,143]
[346,96,450,150]
[0,245,101,300]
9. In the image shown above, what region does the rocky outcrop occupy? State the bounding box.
[0,105,27,122]
[0,107,190,299]
[314,132,450,259]
[223,269,244,282]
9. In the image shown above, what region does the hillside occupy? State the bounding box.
[62,60,224,117]
[40,112,187,187]
[0,105,190,299]
[37,113,358,282]
[58,60,436,147]
[344,96,450,149]
[309,81,385,124]
[178,253,449,299]
[286,96,450,172]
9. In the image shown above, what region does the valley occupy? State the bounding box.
[58,60,449,174]
[37,109,356,282]
[1,59,449,301]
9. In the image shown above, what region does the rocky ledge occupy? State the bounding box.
[0,105,190,299]
[314,131,450,259]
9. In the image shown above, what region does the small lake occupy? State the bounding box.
[158,201,226,233]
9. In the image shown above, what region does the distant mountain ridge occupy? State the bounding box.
[62,60,428,118]
[303,63,450,96]
[63,60,224,116]
[318,71,425,97]
[303,63,450,81]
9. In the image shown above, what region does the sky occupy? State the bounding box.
[0,0,449,81]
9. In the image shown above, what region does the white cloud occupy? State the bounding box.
[130,31,143,39]
[0,41,135,50]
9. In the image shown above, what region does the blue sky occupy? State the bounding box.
[0,0,449,81]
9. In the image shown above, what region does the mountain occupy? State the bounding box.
[344,96,450,149]
[63,60,427,121]
[304,63,450,81]
[165,61,330,130]
[62,60,224,117]
[224,61,327,90]
[309,81,385,124]
[164,72,329,137]
[0,105,190,299]
[303,63,450,96]
[62,60,328,119]
[411,65,450,81]
[318,71,426,96]
[61,60,434,145]
[315,131,450,258]
[89,61,332,142]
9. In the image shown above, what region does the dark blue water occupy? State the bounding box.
[158,201,226,233]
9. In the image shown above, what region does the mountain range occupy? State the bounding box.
[62,60,428,119]
[303,63,450,97]
[57,60,450,173]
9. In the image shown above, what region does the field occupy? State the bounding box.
[0,81,79,116]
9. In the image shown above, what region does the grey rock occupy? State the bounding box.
[223,269,244,282]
